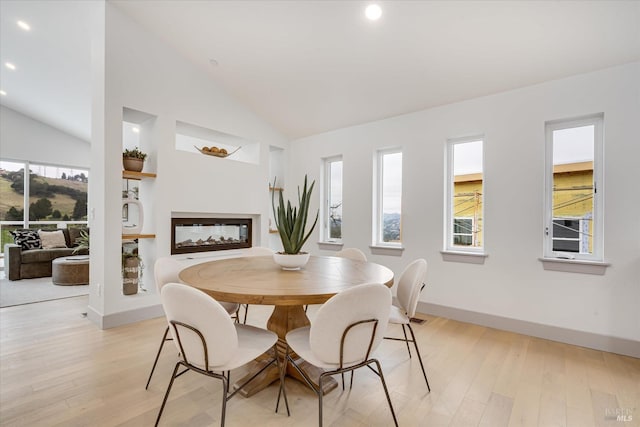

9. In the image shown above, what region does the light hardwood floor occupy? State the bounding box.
[1,295,638,427]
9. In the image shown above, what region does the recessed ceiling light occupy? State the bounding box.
[0,90,6,96]
[17,20,31,31]
[5,62,16,70]
[209,59,219,67]
[132,127,140,133]
[365,4,382,21]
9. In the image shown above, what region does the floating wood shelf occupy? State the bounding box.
[122,234,156,239]
[269,186,283,192]
[122,171,157,180]
[269,229,279,234]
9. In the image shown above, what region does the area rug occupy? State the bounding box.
[0,275,89,308]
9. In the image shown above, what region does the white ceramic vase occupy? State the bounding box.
[122,197,144,235]
[273,252,310,270]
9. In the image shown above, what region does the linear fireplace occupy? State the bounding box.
[171,217,252,255]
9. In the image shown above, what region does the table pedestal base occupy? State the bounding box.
[234,305,338,397]
[234,356,338,398]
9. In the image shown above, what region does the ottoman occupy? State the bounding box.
[52,256,89,286]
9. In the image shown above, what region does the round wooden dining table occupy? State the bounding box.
[178,255,394,396]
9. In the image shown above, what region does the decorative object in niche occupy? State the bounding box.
[194,145,241,158]
[122,197,144,235]
[122,241,143,295]
[123,146,147,172]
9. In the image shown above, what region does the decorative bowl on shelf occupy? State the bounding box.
[194,145,241,158]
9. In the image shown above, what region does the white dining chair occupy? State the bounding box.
[281,283,398,427]
[335,247,367,262]
[155,283,289,426]
[384,258,431,391]
[145,257,240,389]
[301,248,367,314]
[240,246,275,323]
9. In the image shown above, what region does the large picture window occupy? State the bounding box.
[445,137,484,252]
[544,114,603,261]
[0,159,88,250]
[374,149,402,246]
[322,156,343,242]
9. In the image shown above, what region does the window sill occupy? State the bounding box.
[440,250,488,264]
[317,241,343,250]
[539,257,610,275]
[369,245,404,256]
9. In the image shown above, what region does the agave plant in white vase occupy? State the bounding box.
[271,175,319,270]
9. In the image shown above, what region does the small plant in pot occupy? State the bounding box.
[271,175,319,270]
[122,244,144,295]
[72,229,90,254]
[123,146,147,173]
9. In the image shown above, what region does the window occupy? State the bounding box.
[445,137,484,252]
[453,218,474,246]
[544,115,603,261]
[552,218,588,253]
[0,159,89,250]
[374,149,402,246]
[322,156,343,242]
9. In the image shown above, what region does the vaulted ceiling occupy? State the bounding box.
[1,1,639,142]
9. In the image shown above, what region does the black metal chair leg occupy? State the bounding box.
[373,359,399,427]
[274,346,290,416]
[146,326,170,389]
[318,374,324,427]
[155,362,181,427]
[407,324,430,392]
[243,304,249,324]
[401,324,412,358]
[284,353,323,424]
[221,376,228,427]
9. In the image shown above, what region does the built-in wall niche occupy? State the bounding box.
[269,146,286,248]
[123,108,157,169]
[122,107,157,237]
[269,145,285,189]
[121,107,157,297]
[175,120,259,164]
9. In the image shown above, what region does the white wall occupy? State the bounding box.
[0,105,90,168]
[290,62,640,348]
[87,4,288,327]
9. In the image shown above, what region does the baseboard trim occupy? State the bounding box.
[87,303,164,329]
[418,302,640,358]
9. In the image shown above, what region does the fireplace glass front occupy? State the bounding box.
[171,218,252,255]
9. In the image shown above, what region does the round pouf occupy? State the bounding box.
[52,256,89,286]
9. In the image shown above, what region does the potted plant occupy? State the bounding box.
[271,175,319,269]
[72,229,90,254]
[123,146,147,172]
[122,243,143,295]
